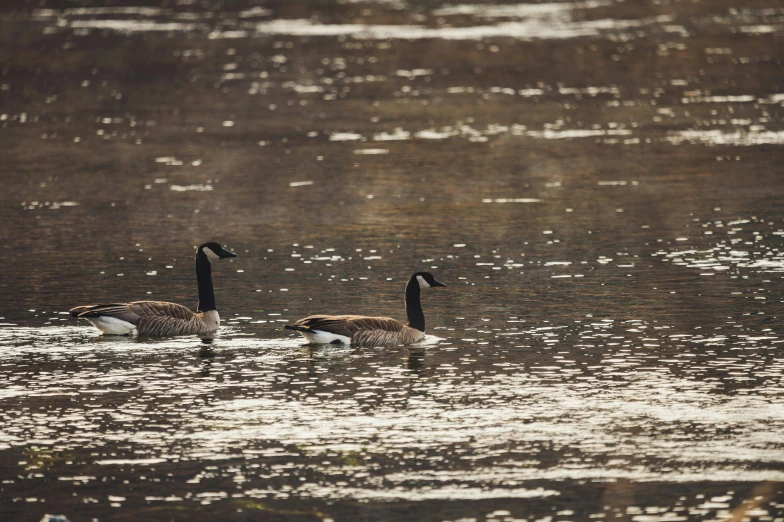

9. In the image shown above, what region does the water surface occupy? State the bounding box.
[1,0,783,520]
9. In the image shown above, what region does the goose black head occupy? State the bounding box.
[197,242,237,263]
[413,272,446,289]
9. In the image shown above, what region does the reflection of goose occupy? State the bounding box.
[285,272,445,346]
[406,346,426,374]
[70,242,236,336]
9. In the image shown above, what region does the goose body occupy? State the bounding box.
[285,272,445,347]
[70,242,236,336]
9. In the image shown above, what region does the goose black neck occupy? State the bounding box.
[405,276,425,332]
[196,253,216,312]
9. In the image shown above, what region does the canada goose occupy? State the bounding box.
[70,242,236,336]
[284,272,445,346]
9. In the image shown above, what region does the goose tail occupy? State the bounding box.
[283,324,310,332]
[69,305,98,318]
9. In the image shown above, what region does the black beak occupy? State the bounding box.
[433,279,446,287]
[220,249,237,259]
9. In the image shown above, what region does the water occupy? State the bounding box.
[1,0,783,520]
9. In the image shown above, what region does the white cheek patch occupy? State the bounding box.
[202,246,220,263]
[417,275,431,289]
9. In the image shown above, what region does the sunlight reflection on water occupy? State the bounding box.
[2,320,783,502]
[31,1,685,42]
[3,0,784,518]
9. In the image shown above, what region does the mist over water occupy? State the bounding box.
[1,0,783,520]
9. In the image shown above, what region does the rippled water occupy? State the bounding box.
[1,0,783,520]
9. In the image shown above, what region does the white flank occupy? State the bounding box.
[87,317,137,336]
[299,330,351,345]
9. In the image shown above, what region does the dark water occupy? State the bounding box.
[1,0,784,520]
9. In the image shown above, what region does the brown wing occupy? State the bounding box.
[127,301,196,320]
[124,302,204,336]
[344,316,406,333]
[71,303,140,325]
[352,326,424,347]
[136,314,206,336]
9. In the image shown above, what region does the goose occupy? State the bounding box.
[284,271,445,346]
[70,242,236,336]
